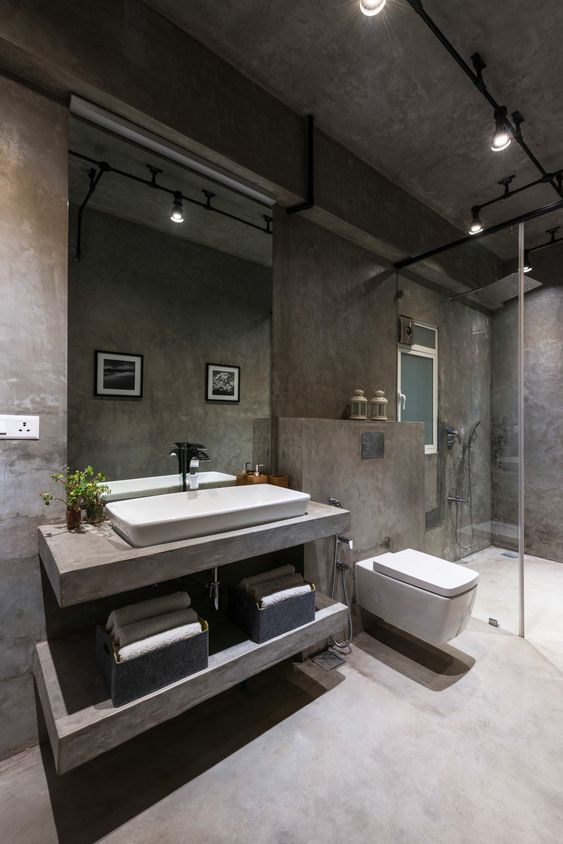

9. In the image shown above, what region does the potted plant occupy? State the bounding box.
[41,468,86,530]
[40,466,109,530]
[81,466,110,525]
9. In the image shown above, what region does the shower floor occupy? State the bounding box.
[459,545,563,672]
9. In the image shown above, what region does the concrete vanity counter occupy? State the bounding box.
[38,500,350,608]
[34,502,350,773]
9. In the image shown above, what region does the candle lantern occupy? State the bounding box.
[350,389,368,420]
[370,389,389,421]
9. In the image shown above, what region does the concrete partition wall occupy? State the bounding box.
[0,78,68,760]
[272,212,492,564]
[275,419,425,608]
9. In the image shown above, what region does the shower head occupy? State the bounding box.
[467,420,481,447]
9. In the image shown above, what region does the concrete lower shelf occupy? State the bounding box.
[33,594,347,774]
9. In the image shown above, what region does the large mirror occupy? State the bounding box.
[67,117,273,494]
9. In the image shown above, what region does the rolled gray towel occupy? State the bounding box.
[239,565,295,592]
[248,572,305,603]
[111,608,199,648]
[106,591,191,633]
[260,584,312,608]
[117,622,203,662]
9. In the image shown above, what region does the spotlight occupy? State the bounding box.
[523,250,532,273]
[170,192,184,223]
[469,208,483,235]
[491,106,511,152]
[360,0,386,16]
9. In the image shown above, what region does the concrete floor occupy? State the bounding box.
[461,545,563,672]
[1,602,563,844]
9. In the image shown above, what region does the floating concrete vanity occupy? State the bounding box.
[35,502,350,773]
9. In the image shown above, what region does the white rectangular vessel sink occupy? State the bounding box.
[103,472,236,502]
[106,483,311,547]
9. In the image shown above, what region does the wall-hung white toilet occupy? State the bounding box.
[356,549,479,644]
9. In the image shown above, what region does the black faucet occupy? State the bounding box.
[169,442,210,491]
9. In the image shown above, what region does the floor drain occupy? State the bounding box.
[489,618,500,628]
[311,650,346,671]
[501,551,518,559]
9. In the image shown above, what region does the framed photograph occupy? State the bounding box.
[206,363,240,403]
[95,350,143,398]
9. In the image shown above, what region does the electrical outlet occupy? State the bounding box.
[0,415,40,440]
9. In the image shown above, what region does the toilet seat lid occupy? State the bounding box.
[371,549,479,597]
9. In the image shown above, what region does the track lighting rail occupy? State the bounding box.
[395,197,563,270]
[526,226,563,260]
[70,149,273,260]
[473,170,563,219]
[405,0,563,199]
[74,163,108,261]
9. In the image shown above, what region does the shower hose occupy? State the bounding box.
[330,534,354,652]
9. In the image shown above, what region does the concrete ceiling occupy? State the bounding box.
[69,119,273,268]
[144,0,563,266]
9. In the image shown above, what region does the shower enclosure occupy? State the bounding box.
[395,216,561,638]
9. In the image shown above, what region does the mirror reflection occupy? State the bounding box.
[67,117,273,495]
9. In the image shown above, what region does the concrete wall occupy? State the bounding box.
[0,77,68,761]
[273,213,492,562]
[272,211,397,420]
[276,418,425,627]
[492,287,563,562]
[68,207,271,479]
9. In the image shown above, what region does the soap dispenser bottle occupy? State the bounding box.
[247,463,268,485]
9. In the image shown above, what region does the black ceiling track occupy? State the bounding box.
[405,0,562,200]
[287,114,315,215]
[394,1,563,271]
[70,150,273,261]
[526,226,563,260]
[395,197,563,270]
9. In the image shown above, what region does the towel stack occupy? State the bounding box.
[238,565,312,608]
[105,591,203,662]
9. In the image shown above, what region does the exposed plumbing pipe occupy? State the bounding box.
[287,114,315,215]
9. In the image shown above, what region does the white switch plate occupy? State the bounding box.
[0,415,40,440]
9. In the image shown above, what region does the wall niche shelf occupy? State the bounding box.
[35,501,350,773]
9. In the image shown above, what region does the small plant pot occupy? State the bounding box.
[86,503,105,525]
[66,507,82,531]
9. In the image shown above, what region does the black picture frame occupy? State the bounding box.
[95,350,144,398]
[205,363,240,403]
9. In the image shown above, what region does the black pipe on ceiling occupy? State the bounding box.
[287,114,315,215]
[395,198,563,270]
[69,150,273,238]
[474,171,563,219]
[527,226,563,258]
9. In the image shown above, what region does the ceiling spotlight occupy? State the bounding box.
[170,192,184,223]
[360,0,386,16]
[523,250,532,273]
[491,106,511,152]
[469,208,483,235]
